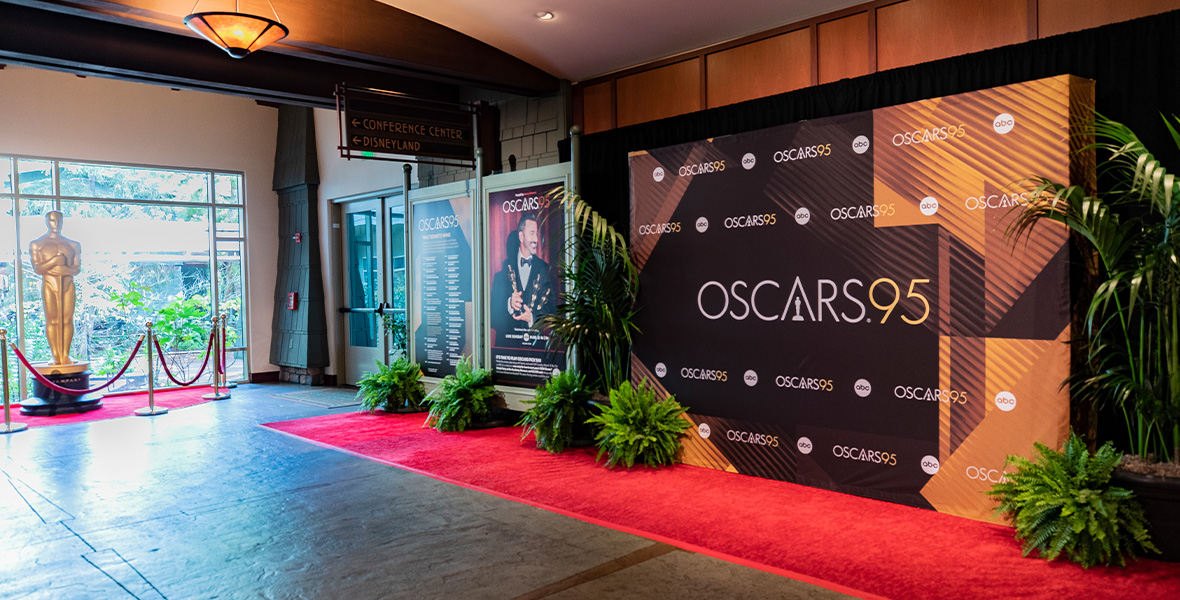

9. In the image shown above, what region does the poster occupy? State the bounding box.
[628,75,1091,522]
[487,183,566,387]
[411,196,473,377]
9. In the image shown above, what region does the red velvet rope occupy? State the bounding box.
[153,331,214,387]
[11,336,144,396]
[219,325,226,375]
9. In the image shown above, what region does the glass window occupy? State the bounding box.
[0,158,13,194]
[347,210,378,348]
[1,198,15,391]
[2,158,249,394]
[17,159,54,195]
[214,174,242,204]
[58,162,208,202]
[216,208,243,238]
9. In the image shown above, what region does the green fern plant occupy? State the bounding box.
[424,357,501,432]
[587,378,691,468]
[518,370,596,454]
[986,433,1158,567]
[357,358,426,413]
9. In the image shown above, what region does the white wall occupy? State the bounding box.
[313,108,415,377]
[0,65,280,375]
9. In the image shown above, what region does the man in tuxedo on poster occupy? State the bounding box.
[491,212,555,348]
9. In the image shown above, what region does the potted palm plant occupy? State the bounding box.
[535,188,639,392]
[1007,114,1180,560]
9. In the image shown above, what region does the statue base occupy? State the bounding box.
[21,363,104,416]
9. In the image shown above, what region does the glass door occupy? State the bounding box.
[341,199,384,385]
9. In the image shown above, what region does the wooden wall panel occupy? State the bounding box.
[581,81,614,135]
[877,0,1031,71]
[616,59,702,128]
[818,12,870,84]
[1039,0,1180,37]
[706,28,811,108]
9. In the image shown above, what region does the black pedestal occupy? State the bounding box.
[21,369,104,416]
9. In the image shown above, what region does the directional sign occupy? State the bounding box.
[337,85,476,165]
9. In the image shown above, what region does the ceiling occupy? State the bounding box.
[0,0,864,104]
[382,0,865,81]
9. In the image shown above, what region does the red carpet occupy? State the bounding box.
[6,387,221,427]
[262,411,1180,600]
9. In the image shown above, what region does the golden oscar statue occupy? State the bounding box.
[21,211,104,415]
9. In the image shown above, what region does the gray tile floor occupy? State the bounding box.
[1,383,855,600]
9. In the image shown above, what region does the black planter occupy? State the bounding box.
[1111,468,1180,562]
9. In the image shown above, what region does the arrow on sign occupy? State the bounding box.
[352,136,361,145]
[351,118,360,127]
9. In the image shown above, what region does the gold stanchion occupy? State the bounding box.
[202,316,230,400]
[135,322,166,416]
[1,329,29,434]
[220,314,237,389]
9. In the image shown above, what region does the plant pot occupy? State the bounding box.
[467,407,518,430]
[569,415,597,447]
[1111,468,1180,562]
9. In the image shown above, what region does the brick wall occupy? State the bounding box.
[418,92,566,187]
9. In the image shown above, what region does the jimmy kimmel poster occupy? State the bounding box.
[487,183,566,387]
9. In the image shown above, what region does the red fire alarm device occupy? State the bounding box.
[287,292,299,310]
[293,233,302,243]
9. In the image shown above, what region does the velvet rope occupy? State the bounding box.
[153,332,214,387]
[219,325,226,375]
[11,336,144,396]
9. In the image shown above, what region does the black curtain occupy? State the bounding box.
[579,9,1180,231]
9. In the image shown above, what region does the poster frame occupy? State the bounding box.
[479,164,574,406]
[406,179,478,389]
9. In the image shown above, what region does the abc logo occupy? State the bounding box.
[653,167,665,182]
[993,113,1015,135]
[921,455,941,475]
[852,135,870,155]
[698,423,712,439]
[741,153,756,170]
[695,216,709,233]
[743,370,759,387]
[797,436,814,455]
[794,207,811,225]
[854,379,872,398]
[994,390,1017,412]
[919,196,940,216]
[655,362,667,378]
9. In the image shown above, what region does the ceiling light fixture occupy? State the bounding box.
[536,11,555,21]
[184,0,289,59]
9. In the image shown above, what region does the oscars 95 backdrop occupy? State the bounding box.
[629,75,1092,522]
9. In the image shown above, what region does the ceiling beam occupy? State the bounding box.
[2,0,560,96]
[0,2,471,108]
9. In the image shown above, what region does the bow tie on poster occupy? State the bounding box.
[520,257,531,268]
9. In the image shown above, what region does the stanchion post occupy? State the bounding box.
[220,314,237,389]
[203,316,230,400]
[1,329,28,434]
[136,322,167,416]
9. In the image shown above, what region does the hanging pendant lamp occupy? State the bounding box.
[184,0,289,59]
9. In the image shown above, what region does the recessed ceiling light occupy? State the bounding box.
[536,11,554,21]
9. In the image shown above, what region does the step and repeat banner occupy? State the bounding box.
[629,75,1092,522]
[410,195,474,378]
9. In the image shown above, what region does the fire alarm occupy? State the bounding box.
[293,233,302,242]
[287,292,299,310]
